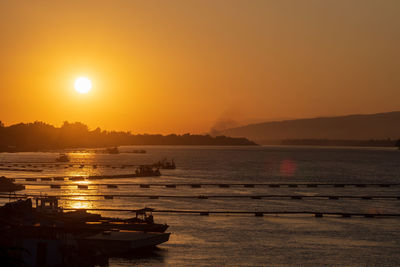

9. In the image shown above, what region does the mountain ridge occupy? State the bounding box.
[218,111,400,144]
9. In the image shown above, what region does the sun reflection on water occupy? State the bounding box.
[62,168,98,210]
[69,152,92,156]
[73,180,91,185]
[65,196,93,210]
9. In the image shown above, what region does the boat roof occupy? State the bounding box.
[133,207,154,213]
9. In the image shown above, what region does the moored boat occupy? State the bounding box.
[0,176,25,192]
[106,146,119,154]
[56,153,70,162]
[135,165,161,177]
[0,197,171,265]
[126,149,146,153]
[33,196,168,232]
[153,158,176,169]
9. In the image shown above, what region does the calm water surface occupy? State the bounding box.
[0,146,399,266]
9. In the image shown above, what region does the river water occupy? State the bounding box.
[0,146,399,266]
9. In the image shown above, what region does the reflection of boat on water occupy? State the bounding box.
[153,158,176,169]
[0,176,25,192]
[55,153,70,162]
[0,197,170,265]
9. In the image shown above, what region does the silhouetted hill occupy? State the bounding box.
[0,121,256,152]
[218,111,400,145]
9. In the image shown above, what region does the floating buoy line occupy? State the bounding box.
[11,181,400,188]
[1,192,399,200]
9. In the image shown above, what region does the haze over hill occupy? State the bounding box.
[218,111,400,145]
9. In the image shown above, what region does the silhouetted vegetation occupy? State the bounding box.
[281,139,398,147]
[0,121,257,152]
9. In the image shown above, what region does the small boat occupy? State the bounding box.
[106,147,119,154]
[55,153,70,162]
[127,149,146,154]
[135,165,161,177]
[153,158,176,169]
[34,196,168,232]
[0,176,25,192]
[105,207,169,232]
[94,147,120,154]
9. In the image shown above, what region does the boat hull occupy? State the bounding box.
[77,231,170,255]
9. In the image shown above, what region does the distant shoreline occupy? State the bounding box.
[269,139,400,148]
[0,140,258,153]
[0,121,257,152]
[0,143,259,153]
[219,111,400,144]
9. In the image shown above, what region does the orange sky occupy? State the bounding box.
[1,0,399,134]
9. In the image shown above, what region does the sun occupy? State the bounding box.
[74,77,92,94]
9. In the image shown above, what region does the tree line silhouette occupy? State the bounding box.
[0,121,256,152]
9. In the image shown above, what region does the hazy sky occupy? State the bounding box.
[1,0,399,134]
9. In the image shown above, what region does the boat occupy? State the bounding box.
[0,176,25,192]
[86,168,162,179]
[0,197,171,265]
[100,208,169,232]
[106,146,119,154]
[55,153,70,162]
[93,147,120,154]
[135,165,161,177]
[33,196,168,233]
[153,158,176,169]
[126,149,146,154]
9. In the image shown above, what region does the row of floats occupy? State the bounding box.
[15,180,400,187]
[0,164,139,170]
[8,192,400,200]
[0,159,176,170]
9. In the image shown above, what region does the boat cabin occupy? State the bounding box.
[35,196,61,213]
[133,207,154,224]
